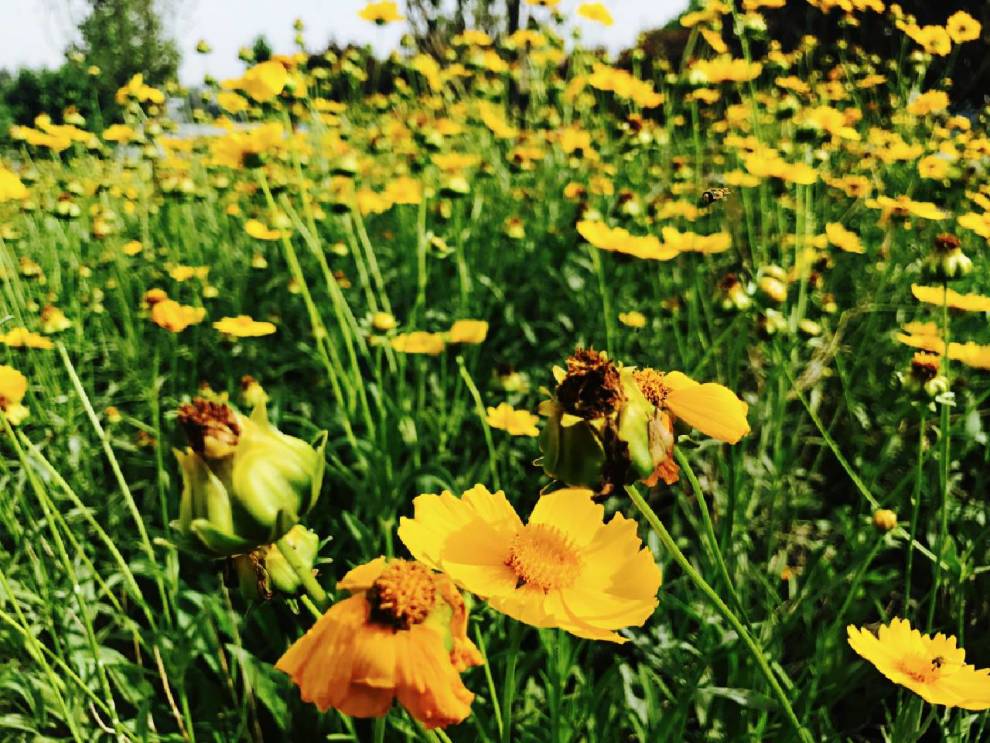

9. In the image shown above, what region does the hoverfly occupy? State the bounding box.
[699,186,732,207]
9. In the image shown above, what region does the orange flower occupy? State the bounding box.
[151,300,206,333]
[276,558,481,728]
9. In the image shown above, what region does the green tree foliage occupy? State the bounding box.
[0,63,101,137]
[75,0,180,112]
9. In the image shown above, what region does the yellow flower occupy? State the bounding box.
[169,265,210,282]
[577,3,614,26]
[213,315,277,337]
[660,227,732,254]
[216,91,249,114]
[0,365,29,425]
[371,312,397,331]
[907,90,949,116]
[618,311,647,328]
[825,223,865,253]
[689,57,763,84]
[448,320,488,344]
[848,618,990,709]
[398,486,662,643]
[122,240,143,256]
[226,60,289,103]
[150,299,206,333]
[40,305,72,334]
[911,284,990,312]
[358,1,404,24]
[946,11,981,43]
[244,219,283,240]
[486,403,539,437]
[577,220,676,261]
[391,331,446,355]
[102,124,137,143]
[277,558,480,726]
[0,166,28,202]
[918,155,951,180]
[0,327,54,350]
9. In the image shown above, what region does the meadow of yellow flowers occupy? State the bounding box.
[2,0,990,740]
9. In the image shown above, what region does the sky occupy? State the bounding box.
[1,0,688,85]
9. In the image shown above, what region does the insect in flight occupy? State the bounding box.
[699,186,732,207]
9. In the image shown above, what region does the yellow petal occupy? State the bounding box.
[666,380,750,443]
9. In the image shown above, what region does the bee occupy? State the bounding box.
[700,186,732,207]
[931,656,945,669]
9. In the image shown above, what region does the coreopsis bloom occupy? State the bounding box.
[539,351,749,493]
[0,365,29,425]
[174,397,326,555]
[577,220,676,261]
[225,60,289,103]
[688,57,763,84]
[577,3,614,26]
[0,327,54,350]
[213,315,277,337]
[946,11,981,43]
[391,331,446,355]
[244,219,284,240]
[210,123,284,169]
[0,166,28,201]
[398,485,661,642]
[911,284,990,312]
[371,312,397,331]
[276,557,481,727]
[151,299,206,333]
[848,618,990,709]
[40,305,72,334]
[825,222,865,253]
[618,311,647,328]
[102,124,137,144]
[358,1,404,24]
[486,403,539,437]
[448,320,488,344]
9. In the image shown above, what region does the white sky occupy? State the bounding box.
[1,0,687,85]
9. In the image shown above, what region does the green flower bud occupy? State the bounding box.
[174,398,327,556]
[265,525,321,594]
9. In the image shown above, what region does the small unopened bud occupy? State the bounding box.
[872,509,897,532]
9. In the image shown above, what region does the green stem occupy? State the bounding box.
[674,448,747,621]
[457,356,501,490]
[589,246,615,356]
[474,625,504,739]
[276,535,329,611]
[58,343,173,626]
[501,621,524,743]
[625,484,813,743]
[928,289,952,630]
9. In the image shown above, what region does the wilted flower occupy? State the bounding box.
[539,350,749,494]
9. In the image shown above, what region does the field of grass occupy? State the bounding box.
[2,1,990,741]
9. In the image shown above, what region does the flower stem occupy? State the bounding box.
[674,448,748,621]
[501,621,524,743]
[625,484,813,743]
[275,535,328,611]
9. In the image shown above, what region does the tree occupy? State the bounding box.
[76,0,180,112]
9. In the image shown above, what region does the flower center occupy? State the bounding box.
[506,523,582,592]
[897,654,945,685]
[633,368,668,408]
[366,560,437,630]
[178,398,240,458]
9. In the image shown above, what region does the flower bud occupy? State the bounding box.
[927,233,972,280]
[872,509,897,532]
[174,398,327,556]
